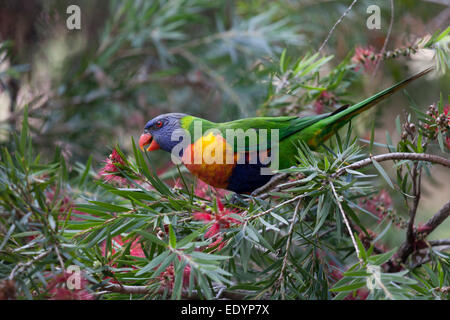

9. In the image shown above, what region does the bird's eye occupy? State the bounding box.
[155,121,163,129]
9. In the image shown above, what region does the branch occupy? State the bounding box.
[406,163,421,244]
[418,200,450,238]
[318,0,359,52]
[9,250,52,280]
[276,199,302,298]
[372,0,394,76]
[387,200,450,272]
[329,181,363,264]
[334,152,450,178]
[246,193,307,222]
[100,283,249,300]
[429,238,450,247]
[251,173,291,198]
[421,0,450,5]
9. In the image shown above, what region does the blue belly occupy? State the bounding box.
[226,163,273,194]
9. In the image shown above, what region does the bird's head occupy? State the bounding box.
[139,113,187,153]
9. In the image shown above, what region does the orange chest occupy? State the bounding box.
[181,133,238,189]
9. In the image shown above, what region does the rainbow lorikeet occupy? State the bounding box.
[139,67,432,194]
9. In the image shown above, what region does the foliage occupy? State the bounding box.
[0,0,449,300]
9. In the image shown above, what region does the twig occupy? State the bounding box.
[251,173,291,198]
[334,152,450,178]
[276,199,302,298]
[246,193,306,222]
[252,173,307,200]
[9,250,52,280]
[406,163,421,244]
[54,245,66,272]
[429,238,450,247]
[387,200,450,272]
[100,283,249,300]
[418,200,450,238]
[421,0,450,5]
[329,181,363,264]
[372,0,394,76]
[318,0,359,52]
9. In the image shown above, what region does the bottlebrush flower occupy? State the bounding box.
[351,46,380,73]
[46,272,93,300]
[193,198,243,249]
[445,105,450,149]
[423,104,450,149]
[98,149,130,186]
[313,90,337,114]
[102,235,145,258]
[360,190,392,220]
[194,179,229,200]
[158,264,191,290]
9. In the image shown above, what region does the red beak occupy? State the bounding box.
[139,133,160,151]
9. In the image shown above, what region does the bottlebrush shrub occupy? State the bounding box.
[1,100,449,301]
[2,26,450,300]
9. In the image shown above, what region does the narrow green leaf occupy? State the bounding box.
[136,251,170,276]
[136,230,167,248]
[168,224,177,248]
[372,159,394,189]
[369,119,375,154]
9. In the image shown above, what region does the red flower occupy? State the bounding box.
[98,149,129,186]
[102,235,145,259]
[360,190,392,220]
[193,198,243,250]
[313,91,337,114]
[158,264,191,290]
[445,105,450,149]
[351,46,380,73]
[46,272,93,300]
[423,104,450,149]
[193,179,229,200]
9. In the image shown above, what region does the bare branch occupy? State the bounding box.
[100,283,249,300]
[276,199,302,298]
[372,0,394,76]
[246,193,307,222]
[9,250,52,281]
[251,173,291,198]
[418,200,450,238]
[318,0,359,52]
[421,0,450,6]
[429,239,450,247]
[407,163,421,244]
[334,152,450,178]
[330,181,363,264]
[387,200,450,272]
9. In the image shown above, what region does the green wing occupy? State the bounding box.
[180,66,433,158]
[217,115,328,152]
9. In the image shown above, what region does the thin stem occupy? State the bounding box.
[329,181,363,264]
[277,199,302,298]
[246,193,307,222]
[318,0,359,52]
[334,152,450,178]
[100,282,249,300]
[372,0,394,76]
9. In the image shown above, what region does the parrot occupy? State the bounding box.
[139,67,433,194]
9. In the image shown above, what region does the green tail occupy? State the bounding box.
[300,66,434,148]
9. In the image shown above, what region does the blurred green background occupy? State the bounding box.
[0,0,449,241]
